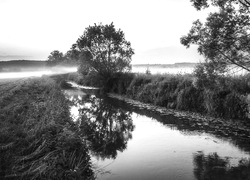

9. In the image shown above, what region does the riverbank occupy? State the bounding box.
[0,77,93,179]
[107,93,250,152]
[63,81,250,180]
[62,72,250,148]
[65,72,250,120]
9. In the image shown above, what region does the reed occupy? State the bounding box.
[104,72,249,120]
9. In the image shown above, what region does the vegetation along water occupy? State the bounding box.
[2,0,250,178]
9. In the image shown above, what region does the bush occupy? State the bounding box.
[176,86,204,112]
[203,89,229,117]
[136,83,156,104]
[104,72,135,94]
[223,92,248,119]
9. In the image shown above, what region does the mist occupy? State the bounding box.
[0,65,77,79]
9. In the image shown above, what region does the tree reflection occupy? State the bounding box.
[79,95,134,160]
[193,152,250,180]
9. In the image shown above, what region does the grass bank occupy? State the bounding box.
[67,72,250,121]
[113,73,250,120]
[0,77,93,179]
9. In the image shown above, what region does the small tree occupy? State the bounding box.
[47,50,64,66]
[75,23,134,78]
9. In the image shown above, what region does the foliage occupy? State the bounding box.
[193,62,224,90]
[0,78,93,179]
[98,71,249,120]
[193,152,250,180]
[224,92,248,119]
[181,0,250,72]
[47,50,65,66]
[190,0,250,10]
[76,23,134,78]
[103,72,135,94]
[176,86,204,112]
[65,44,81,63]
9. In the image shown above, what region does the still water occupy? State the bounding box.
[64,87,250,180]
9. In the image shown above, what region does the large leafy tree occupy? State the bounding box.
[181,0,250,72]
[75,23,134,77]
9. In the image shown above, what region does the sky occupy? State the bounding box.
[0,0,212,64]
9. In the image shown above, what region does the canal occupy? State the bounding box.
[64,84,250,180]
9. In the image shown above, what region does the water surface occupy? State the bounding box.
[64,88,250,180]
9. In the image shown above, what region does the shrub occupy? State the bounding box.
[176,86,204,112]
[223,92,248,119]
[203,89,229,117]
[105,72,134,94]
[136,83,156,104]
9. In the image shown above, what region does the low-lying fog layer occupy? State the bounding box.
[131,66,194,74]
[0,67,77,79]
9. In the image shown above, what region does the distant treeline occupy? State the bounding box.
[132,63,197,68]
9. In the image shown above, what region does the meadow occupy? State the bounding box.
[0,77,93,179]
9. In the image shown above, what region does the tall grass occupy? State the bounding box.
[0,77,93,179]
[63,69,250,121]
[103,72,250,120]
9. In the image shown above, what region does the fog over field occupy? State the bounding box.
[0,60,78,79]
[0,60,196,79]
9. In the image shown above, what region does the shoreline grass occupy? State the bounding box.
[0,77,93,179]
[65,71,250,122]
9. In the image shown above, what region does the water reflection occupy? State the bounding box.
[107,97,250,153]
[64,87,250,180]
[193,152,250,180]
[78,95,134,160]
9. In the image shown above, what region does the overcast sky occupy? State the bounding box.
[0,0,211,64]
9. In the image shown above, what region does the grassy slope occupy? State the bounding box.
[0,77,93,179]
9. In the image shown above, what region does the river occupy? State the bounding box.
[64,84,250,180]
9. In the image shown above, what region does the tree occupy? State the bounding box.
[75,23,134,77]
[190,0,250,10]
[64,44,80,65]
[47,50,64,66]
[181,0,250,72]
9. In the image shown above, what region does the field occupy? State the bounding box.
[0,77,93,179]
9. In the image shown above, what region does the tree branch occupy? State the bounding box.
[214,47,250,72]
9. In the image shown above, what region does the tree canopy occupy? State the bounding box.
[65,44,80,62]
[190,0,250,10]
[47,50,64,66]
[181,0,250,72]
[75,23,134,77]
